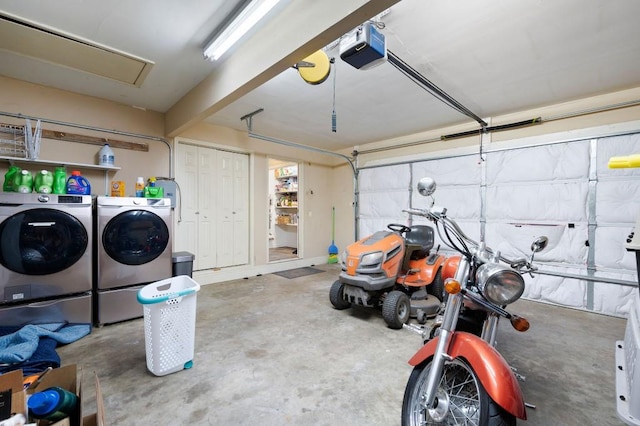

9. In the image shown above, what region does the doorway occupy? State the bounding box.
[268,159,299,262]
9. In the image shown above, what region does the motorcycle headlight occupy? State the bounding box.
[476,263,525,305]
[360,251,384,267]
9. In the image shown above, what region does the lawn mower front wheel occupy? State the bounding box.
[329,280,351,310]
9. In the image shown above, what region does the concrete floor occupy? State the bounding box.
[58,263,627,425]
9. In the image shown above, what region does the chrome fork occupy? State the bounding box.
[420,257,470,408]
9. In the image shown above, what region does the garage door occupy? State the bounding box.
[358,132,640,317]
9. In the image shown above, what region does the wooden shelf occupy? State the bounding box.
[0,156,121,171]
[276,206,298,209]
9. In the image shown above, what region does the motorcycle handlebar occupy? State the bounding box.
[403,208,536,273]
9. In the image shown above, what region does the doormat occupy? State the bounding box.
[274,267,324,279]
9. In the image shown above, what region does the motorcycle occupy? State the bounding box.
[330,221,446,329]
[401,177,548,426]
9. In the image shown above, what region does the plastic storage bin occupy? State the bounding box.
[137,275,200,376]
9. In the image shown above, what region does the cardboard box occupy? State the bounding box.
[110,181,125,197]
[0,369,25,421]
[0,365,104,426]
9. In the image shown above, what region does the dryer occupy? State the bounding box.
[95,196,172,324]
[0,193,93,326]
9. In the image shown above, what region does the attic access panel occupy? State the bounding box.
[0,13,154,87]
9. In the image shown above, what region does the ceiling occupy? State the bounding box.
[1,0,640,153]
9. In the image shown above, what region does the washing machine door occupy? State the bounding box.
[0,209,88,275]
[102,210,170,265]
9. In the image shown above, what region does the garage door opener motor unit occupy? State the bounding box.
[340,22,386,70]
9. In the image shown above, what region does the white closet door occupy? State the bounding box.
[232,153,249,265]
[176,142,249,271]
[175,144,199,268]
[216,151,249,267]
[197,146,217,270]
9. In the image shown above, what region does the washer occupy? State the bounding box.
[0,193,93,326]
[95,196,172,324]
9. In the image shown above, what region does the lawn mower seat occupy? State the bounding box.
[402,225,435,271]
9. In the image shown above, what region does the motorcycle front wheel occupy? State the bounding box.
[402,358,515,426]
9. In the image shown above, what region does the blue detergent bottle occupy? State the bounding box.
[66,170,91,195]
[28,386,78,421]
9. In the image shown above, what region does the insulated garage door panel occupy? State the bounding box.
[486,182,589,222]
[359,165,411,238]
[412,155,482,186]
[485,142,590,184]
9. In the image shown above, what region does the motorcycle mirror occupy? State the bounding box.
[417,177,437,197]
[531,236,549,253]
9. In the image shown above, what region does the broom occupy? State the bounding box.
[328,206,339,263]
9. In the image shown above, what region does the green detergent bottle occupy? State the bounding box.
[3,166,20,191]
[52,167,67,194]
[14,169,33,193]
[34,169,54,194]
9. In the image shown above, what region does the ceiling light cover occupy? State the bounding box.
[204,0,282,61]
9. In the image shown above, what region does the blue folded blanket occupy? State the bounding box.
[0,337,59,376]
[0,323,91,365]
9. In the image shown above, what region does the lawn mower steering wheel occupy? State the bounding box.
[388,224,411,234]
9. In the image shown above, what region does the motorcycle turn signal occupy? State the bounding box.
[510,314,530,332]
[444,278,461,294]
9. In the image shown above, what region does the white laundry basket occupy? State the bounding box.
[137,275,200,376]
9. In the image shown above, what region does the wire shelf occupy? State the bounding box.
[0,124,27,159]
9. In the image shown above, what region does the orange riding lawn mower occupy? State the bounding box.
[329,223,448,329]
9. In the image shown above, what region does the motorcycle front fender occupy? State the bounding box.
[408,331,526,420]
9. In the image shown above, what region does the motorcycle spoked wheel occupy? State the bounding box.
[402,358,515,426]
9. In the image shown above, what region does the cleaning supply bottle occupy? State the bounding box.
[53,166,67,194]
[34,169,54,194]
[13,169,33,193]
[3,165,20,192]
[135,176,145,197]
[27,386,78,422]
[144,177,163,198]
[66,170,91,195]
[98,143,115,166]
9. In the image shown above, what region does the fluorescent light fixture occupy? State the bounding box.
[204,0,282,61]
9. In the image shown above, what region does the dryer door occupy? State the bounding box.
[103,210,170,265]
[0,208,88,275]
